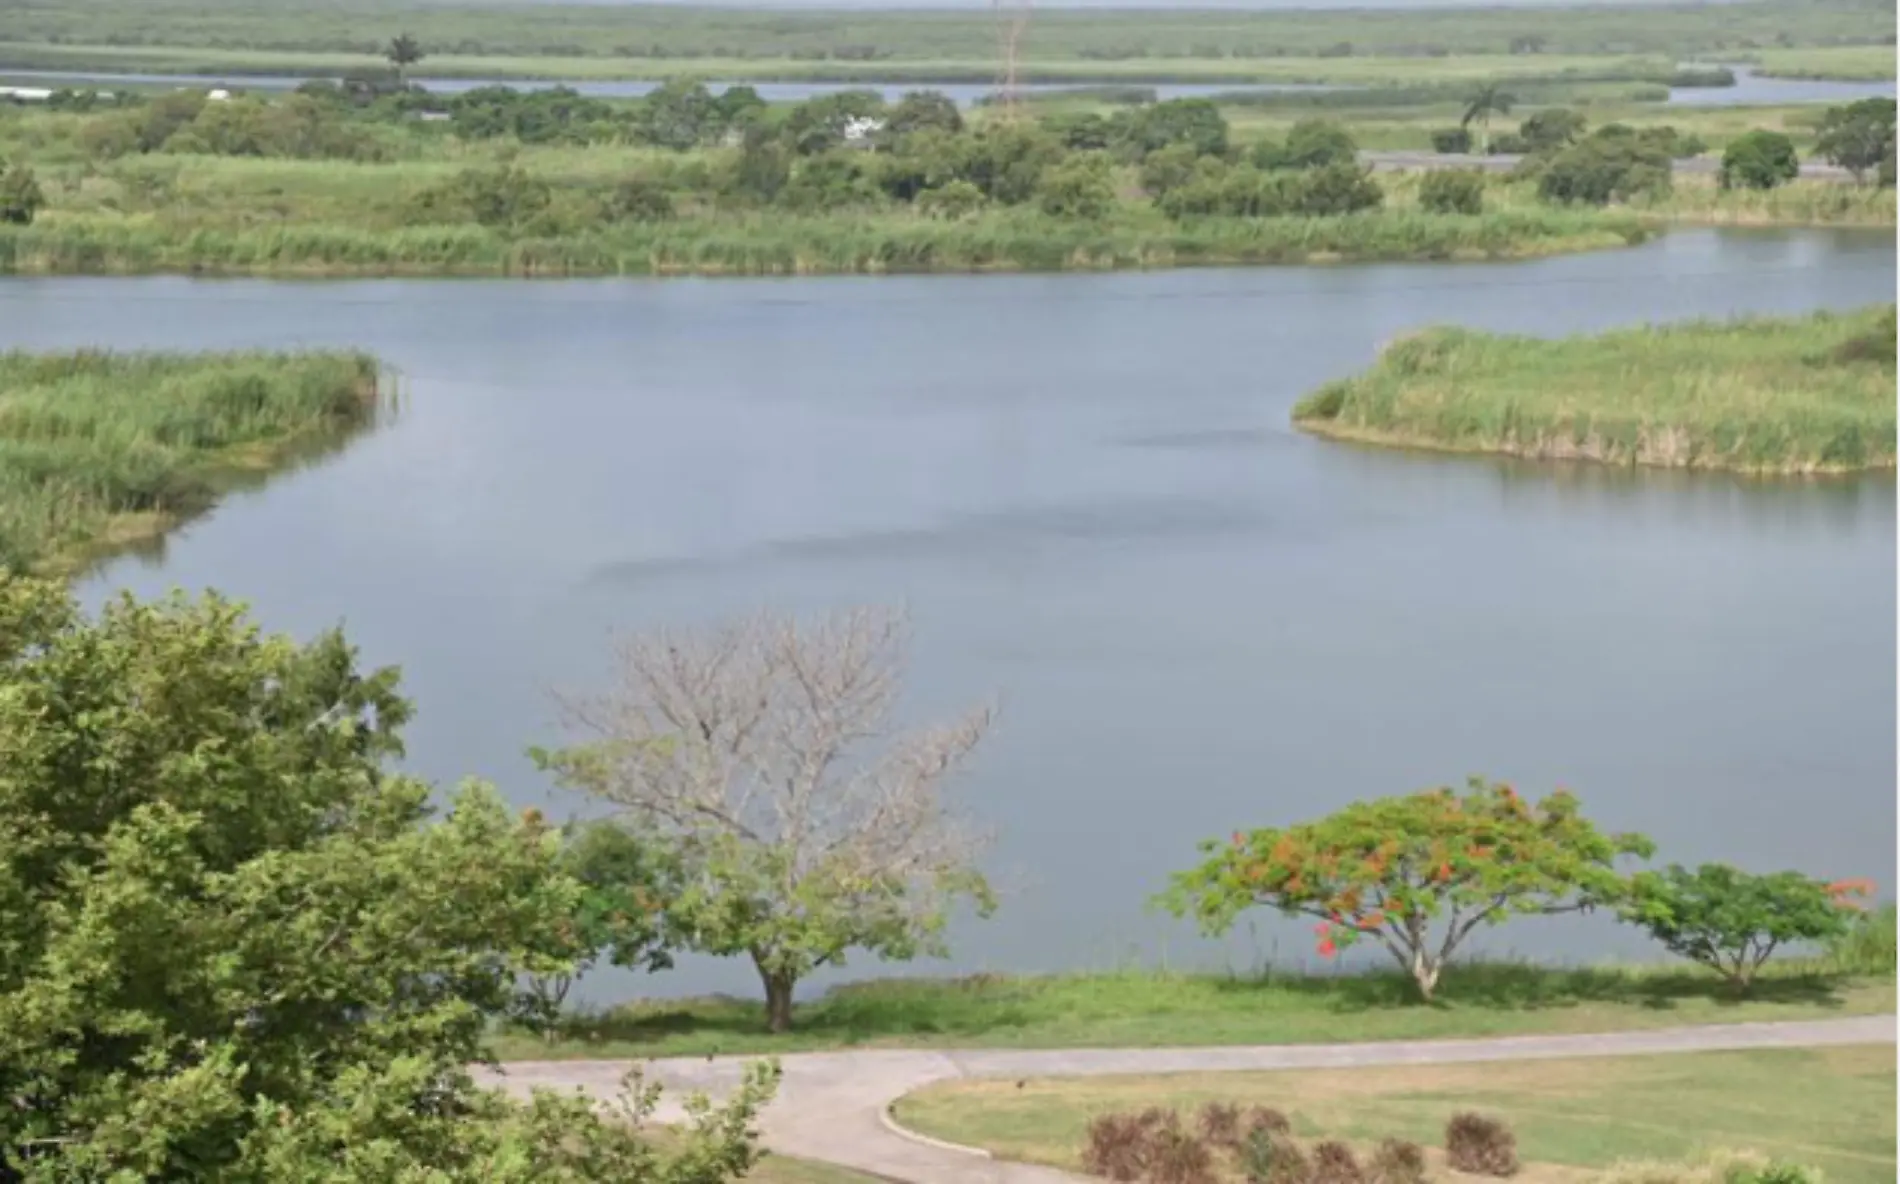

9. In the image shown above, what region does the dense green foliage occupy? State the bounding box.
[1160,779,1654,1000]
[0,578,777,1181]
[1814,96,1897,182]
[1720,129,1801,190]
[1532,124,1677,204]
[0,350,381,574]
[1293,304,1899,472]
[0,158,43,224]
[1622,865,1867,989]
[1418,169,1486,214]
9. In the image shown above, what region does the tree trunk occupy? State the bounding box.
[1411,951,1441,1002]
[754,956,797,1033]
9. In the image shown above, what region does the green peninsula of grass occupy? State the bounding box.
[0,350,384,574]
[1294,304,1898,473]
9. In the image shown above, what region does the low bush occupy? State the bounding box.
[1446,1112,1519,1177]
[1368,1138,1428,1184]
[1311,1140,1366,1184]
[1150,1125,1219,1184]
[1197,1101,1243,1149]
[1431,127,1472,154]
[1419,169,1485,214]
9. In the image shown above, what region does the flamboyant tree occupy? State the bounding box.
[1161,778,1653,1000]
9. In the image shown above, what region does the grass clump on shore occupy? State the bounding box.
[1293,304,1898,473]
[0,350,383,574]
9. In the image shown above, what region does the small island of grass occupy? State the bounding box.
[0,349,385,575]
[1293,303,1898,473]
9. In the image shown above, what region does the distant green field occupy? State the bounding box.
[1753,44,1900,82]
[0,0,1890,82]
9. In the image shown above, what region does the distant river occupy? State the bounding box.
[2,228,1892,1000]
[6,65,1893,106]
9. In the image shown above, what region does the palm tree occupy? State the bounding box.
[385,33,424,86]
[1461,84,1515,154]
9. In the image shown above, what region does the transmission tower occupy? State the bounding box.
[993,0,1032,119]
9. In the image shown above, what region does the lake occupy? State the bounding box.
[6,65,1891,106]
[2,227,1893,999]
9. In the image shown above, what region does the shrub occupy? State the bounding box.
[1245,1106,1294,1137]
[1312,1140,1366,1184]
[411,164,552,229]
[1446,1112,1520,1177]
[1431,127,1472,154]
[1489,132,1530,155]
[1150,1125,1219,1184]
[1369,1138,1428,1184]
[1827,900,1897,972]
[606,175,675,222]
[1721,130,1800,190]
[1140,142,1203,196]
[1290,161,1383,215]
[1036,151,1115,219]
[1198,1101,1243,1149]
[1419,169,1484,214]
[1083,1108,1177,1181]
[1537,127,1673,205]
[1518,108,1586,153]
[0,160,45,226]
[916,179,985,219]
[1258,118,1359,170]
[1263,1138,1313,1184]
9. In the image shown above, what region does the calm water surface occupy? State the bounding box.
[9,66,1890,105]
[2,228,1893,998]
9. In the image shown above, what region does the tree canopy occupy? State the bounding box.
[1160,779,1653,1000]
[534,607,995,1032]
[1815,97,1896,183]
[1621,864,1869,989]
[0,577,772,1179]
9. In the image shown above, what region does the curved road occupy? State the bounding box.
[480,1016,1894,1183]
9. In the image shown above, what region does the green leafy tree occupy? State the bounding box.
[1720,129,1800,190]
[1161,779,1653,1000]
[385,32,424,85]
[1256,118,1359,171]
[525,819,681,1017]
[534,607,996,1033]
[782,90,886,156]
[0,159,46,225]
[637,80,723,151]
[1620,864,1868,990]
[1110,97,1229,161]
[1036,151,1116,219]
[607,174,677,222]
[1431,127,1472,155]
[1815,97,1896,182]
[1517,107,1586,154]
[1419,168,1485,214]
[1289,160,1383,215]
[0,578,773,1180]
[1536,126,1673,205]
[884,90,963,139]
[1138,141,1202,196]
[916,178,985,219]
[1460,84,1515,154]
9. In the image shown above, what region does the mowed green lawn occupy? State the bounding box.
[489,964,1895,1061]
[893,1045,1897,1184]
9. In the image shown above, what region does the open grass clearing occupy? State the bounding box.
[892,1044,1896,1184]
[489,961,1894,1061]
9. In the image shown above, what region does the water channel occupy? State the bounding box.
[2,226,1892,999]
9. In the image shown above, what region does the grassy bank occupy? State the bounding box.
[1752,45,1900,82]
[0,208,1648,277]
[0,350,384,574]
[1293,304,1898,474]
[892,1045,1897,1184]
[489,960,1894,1061]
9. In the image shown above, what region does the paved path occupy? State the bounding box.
[1362,149,1855,181]
[480,1016,1893,1184]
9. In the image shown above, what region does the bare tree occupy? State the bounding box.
[537,607,994,1033]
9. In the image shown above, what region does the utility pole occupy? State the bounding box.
[993,0,1031,120]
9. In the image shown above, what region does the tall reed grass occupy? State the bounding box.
[0,350,382,574]
[1293,304,1898,473]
